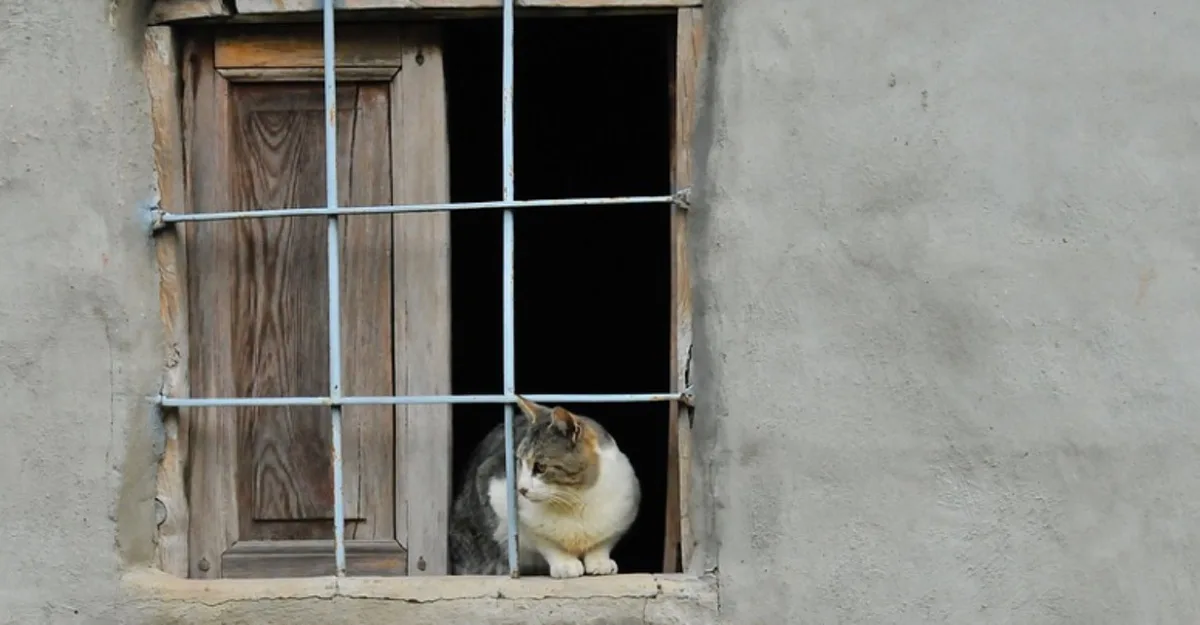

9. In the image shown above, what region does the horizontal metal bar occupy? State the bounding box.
[150,194,683,229]
[156,392,688,408]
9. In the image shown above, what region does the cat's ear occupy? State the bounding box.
[514,395,550,424]
[550,406,581,443]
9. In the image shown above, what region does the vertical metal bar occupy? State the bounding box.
[501,0,520,578]
[322,0,347,579]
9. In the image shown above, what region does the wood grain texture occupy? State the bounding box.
[662,13,679,573]
[145,25,192,579]
[218,67,401,83]
[664,6,701,574]
[233,0,699,13]
[149,0,230,24]
[225,83,395,541]
[229,84,338,532]
[184,33,240,579]
[222,540,406,578]
[236,0,471,11]
[391,25,452,576]
[187,28,403,578]
[215,25,405,69]
[337,84,397,541]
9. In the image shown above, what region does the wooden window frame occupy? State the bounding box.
[144,3,703,580]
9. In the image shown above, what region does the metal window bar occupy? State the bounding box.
[322,0,348,578]
[500,0,520,578]
[153,0,693,579]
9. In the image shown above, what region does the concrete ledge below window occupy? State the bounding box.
[121,568,719,624]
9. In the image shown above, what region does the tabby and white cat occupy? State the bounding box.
[449,396,641,578]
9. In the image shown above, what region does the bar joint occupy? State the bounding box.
[671,187,692,211]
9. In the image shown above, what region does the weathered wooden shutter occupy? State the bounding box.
[183,24,451,579]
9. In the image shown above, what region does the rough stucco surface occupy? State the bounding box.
[6,0,1200,623]
[0,3,715,625]
[0,1,163,624]
[692,0,1200,623]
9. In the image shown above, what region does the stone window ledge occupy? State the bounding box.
[123,569,715,603]
[121,569,718,624]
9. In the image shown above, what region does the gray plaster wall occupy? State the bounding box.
[693,0,1200,623]
[0,1,163,624]
[3,0,1200,623]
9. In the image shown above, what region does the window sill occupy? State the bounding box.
[122,567,717,606]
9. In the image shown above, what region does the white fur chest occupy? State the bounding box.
[487,445,639,558]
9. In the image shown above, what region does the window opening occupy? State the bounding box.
[445,15,673,575]
[151,0,690,578]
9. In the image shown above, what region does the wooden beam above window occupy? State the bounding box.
[149,0,700,23]
[214,25,408,69]
[236,0,700,12]
[149,0,231,25]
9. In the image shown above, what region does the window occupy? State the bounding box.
[146,0,702,581]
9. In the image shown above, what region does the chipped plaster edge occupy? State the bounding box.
[121,568,718,608]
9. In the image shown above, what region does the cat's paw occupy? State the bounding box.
[548,558,585,579]
[583,554,618,576]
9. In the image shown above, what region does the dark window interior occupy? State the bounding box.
[444,14,674,574]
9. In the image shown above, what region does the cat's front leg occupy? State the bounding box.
[536,543,584,579]
[582,543,618,576]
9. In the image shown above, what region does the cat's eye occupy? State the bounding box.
[531,462,545,476]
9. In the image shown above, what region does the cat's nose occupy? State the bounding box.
[518,487,529,496]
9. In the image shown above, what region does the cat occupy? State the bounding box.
[448,395,641,578]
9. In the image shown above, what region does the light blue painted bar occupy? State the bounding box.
[156,195,675,224]
[321,0,347,579]
[157,392,686,408]
[501,0,520,578]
